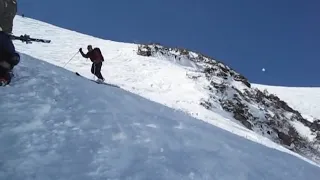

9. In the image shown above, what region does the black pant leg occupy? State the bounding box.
[91,63,95,74]
[94,62,104,79]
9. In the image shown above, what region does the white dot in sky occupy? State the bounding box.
[262,68,266,72]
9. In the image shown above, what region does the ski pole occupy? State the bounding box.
[63,51,79,68]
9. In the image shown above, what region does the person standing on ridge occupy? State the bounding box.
[0,0,20,86]
[79,45,105,82]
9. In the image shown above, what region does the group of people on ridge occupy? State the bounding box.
[0,0,105,86]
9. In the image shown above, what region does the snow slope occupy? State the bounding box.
[253,84,320,121]
[10,16,320,164]
[1,52,320,179]
[9,17,259,143]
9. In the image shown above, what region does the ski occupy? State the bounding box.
[10,34,51,44]
[92,80,120,88]
[75,72,120,88]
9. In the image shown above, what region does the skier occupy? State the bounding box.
[79,45,105,82]
[0,0,20,86]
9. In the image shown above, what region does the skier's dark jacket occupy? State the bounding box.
[80,48,104,63]
[0,31,20,69]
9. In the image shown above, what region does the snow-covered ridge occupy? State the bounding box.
[136,43,320,163]
[12,15,319,164]
[253,84,320,121]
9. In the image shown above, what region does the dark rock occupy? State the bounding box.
[276,130,293,146]
[241,120,253,130]
[180,49,189,55]
[200,101,212,110]
[311,120,320,132]
[137,45,152,56]
[210,82,227,93]
[233,74,251,88]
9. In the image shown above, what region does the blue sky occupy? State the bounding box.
[18,0,319,86]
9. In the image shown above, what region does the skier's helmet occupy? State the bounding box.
[87,45,93,51]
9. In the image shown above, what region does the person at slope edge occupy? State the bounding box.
[0,0,20,86]
[79,45,105,82]
[0,27,20,86]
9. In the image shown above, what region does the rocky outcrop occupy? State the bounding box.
[137,44,152,56]
[137,44,251,88]
[136,43,320,163]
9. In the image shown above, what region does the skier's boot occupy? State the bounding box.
[96,78,104,84]
[0,78,8,86]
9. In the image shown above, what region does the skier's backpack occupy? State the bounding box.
[97,48,104,62]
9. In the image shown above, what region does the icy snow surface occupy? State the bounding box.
[1,52,320,180]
